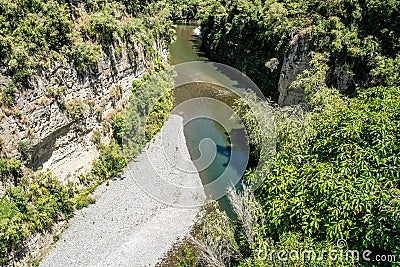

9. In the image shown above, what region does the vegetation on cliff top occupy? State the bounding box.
[0,0,175,264]
[197,0,400,100]
[175,0,400,266]
[0,0,174,90]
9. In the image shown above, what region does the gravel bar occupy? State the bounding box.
[40,115,205,267]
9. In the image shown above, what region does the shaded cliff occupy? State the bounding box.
[198,0,397,106]
[0,0,169,182]
[277,28,355,106]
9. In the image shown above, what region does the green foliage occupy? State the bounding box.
[240,232,352,266]
[91,141,126,180]
[254,85,400,256]
[0,0,175,86]
[45,85,66,99]
[145,90,173,141]
[0,0,175,264]
[0,158,22,184]
[65,98,87,120]
[17,140,33,160]
[175,243,200,267]
[95,108,103,122]
[197,0,306,100]
[112,114,126,146]
[0,0,73,86]
[371,54,400,86]
[80,2,124,45]
[132,79,144,94]
[91,129,102,145]
[0,198,25,264]
[198,0,400,99]
[0,171,74,264]
[232,91,276,161]
[222,51,399,266]
[123,68,175,159]
[0,83,16,107]
[69,42,101,73]
[168,0,201,21]
[73,192,96,210]
[187,196,354,266]
[291,52,345,112]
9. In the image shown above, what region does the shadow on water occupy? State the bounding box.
[173,82,248,219]
[170,25,256,219]
[159,24,256,266]
[169,25,207,65]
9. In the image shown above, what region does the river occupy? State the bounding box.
[169,25,251,217]
[40,25,253,267]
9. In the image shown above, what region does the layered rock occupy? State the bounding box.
[278,29,356,106]
[277,29,311,106]
[0,41,167,182]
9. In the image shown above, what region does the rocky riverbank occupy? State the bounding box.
[40,114,205,266]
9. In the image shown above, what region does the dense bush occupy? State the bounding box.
[197,0,400,100]
[0,0,175,90]
[235,85,397,265]
[0,0,72,86]
[0,158,22,184]
[123,68,175,158]
[69,42,101,73]
[91,141,127,180]
[0,171,74,264]
[65,98,87,120]
[112,114,126,146]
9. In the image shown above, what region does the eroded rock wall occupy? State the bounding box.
[278,29,356,106]
[277,30,311,106]
[0,41,167,182]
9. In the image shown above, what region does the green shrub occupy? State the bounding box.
[45,86,66,99]
[145,90,173,141]
[371,54,400,86]
[95,108,103,122]
[255,85,400,255]
[91,129,102,145]
[112,114,126,146]
[70,42,101,73]
[0,158,22,183]
[124,69,175,159]
[0,83,16,107]
[80,3,123,45]
[17,140,33,160]
[0,171,74,264]
[198,0,400,99]
[73,194,96,210]
[175,243,200,267]
[65,98,87,120]
[0,198,25,264]
[91,141,126,180]
[0,0,73,86]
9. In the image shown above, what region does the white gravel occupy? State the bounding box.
[40,115,205,267]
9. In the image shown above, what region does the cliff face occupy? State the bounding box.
[277,30,311,106]
[0,41,167,182]
[278,30,355,106]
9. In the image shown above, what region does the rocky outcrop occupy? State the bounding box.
[278,29,311,106]
[278,29,356,106]
[0,40,167,182]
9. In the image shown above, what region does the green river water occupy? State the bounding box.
[169,25,250,217]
